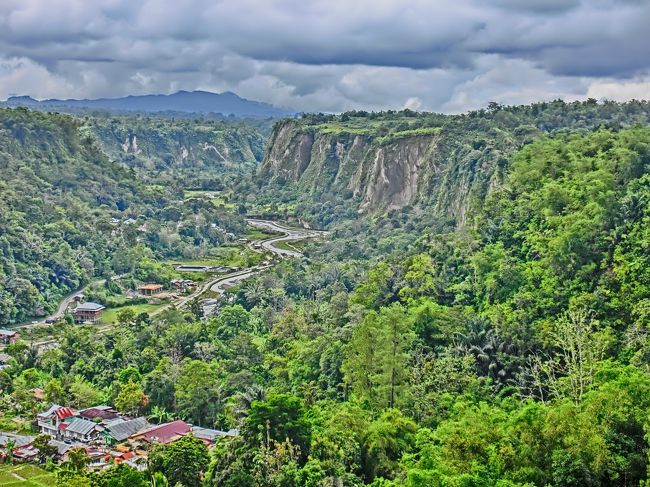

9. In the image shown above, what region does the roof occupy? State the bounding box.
[65,418,98,436]
[131,420,191,444]
[0,329,17,336]
[74,302,105,312]
[191,426,238,442]
[0,353,11,362]
[0,433,34,448]
[50,440,74,456]
[55,407,76,420]
[80,408,118,421]
[37,404,75,420]
[106,417,150,442]
[139,284,163,290]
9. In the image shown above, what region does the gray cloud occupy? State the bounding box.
[0,0,648,112]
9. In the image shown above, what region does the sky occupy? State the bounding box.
[0,0,649,113]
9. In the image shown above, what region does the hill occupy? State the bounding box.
[3,90,294,119]
[256,100,650,228]
[0,108,246,323]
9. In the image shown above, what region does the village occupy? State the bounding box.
[0,401,236,470]
[0,220,323,483]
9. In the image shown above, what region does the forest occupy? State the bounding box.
[1,103,650,486]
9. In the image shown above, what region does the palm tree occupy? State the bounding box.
[4,439,16,464]
[148,405,173,424]
[454,318,523,389]
[150,471,169,487]
[63,447,90,473]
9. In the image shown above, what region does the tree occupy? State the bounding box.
[114,380,148,415]
[69,377,104,408]
[3,439,15,464]
[148,405,173,424]
[343,304,414,409]
[93,463,148,487]
[175,359,221,425]
[44,378,66,404]
[363,409,417,482]
[246,393,312,459]
[32,434,57,464]
[398,254,437,302]
[148,435,209,487]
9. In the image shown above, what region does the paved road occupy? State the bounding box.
[23,219,324,344]
[247,219,326,258]
[14,279,106,329]
[163,220,323,311]
[210,266,271,294]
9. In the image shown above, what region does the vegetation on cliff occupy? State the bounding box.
[0,108,246,323]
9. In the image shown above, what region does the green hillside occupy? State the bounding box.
[0,108,245,323]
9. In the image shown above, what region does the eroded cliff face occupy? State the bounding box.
[260,120,505,226]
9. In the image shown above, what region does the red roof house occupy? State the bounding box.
[129,420,191,445]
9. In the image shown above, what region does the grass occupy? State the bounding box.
[101,303,166,324]
[184,190,235,209]
[245,229,277,241]
[0,465,56,486]
[275,240,306,253]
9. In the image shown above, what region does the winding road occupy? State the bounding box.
[160,219,325,313]
[15,219,325,341]
[247,219,326,258]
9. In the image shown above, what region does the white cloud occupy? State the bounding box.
[0,56,74,99]
[0,0,648,111]
[587,76,650,102]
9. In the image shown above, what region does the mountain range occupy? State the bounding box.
[2,90,294,118]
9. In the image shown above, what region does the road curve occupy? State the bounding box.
[247,219,326,258]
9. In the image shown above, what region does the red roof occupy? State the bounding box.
[131,420,191,444]
[55,407,75,420]
[58,423,69,430]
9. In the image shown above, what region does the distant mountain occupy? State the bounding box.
[3,90,294,118]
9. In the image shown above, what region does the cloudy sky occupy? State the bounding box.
[0,0,649,113]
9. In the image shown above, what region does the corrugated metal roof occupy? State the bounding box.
[80,408,118,420]
[0,434,34,448]
[38,404,75,420]
[191,426,238,442]
[50,440,74,455]
[55,407,75,420]
[132,420,190,444]
[107,417,150,442]
[75,302,105,311]
[65,418,97,436]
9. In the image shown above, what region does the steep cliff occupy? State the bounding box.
[259,101,650,226]
[260,119,505,225]
[86,116,265,171]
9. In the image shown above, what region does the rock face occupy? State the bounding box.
[260,120,504,226]
[89,119,265,170]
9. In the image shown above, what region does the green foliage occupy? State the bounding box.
[148,435,209,487]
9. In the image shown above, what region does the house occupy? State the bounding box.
[171,279,194,291]
[138,284,163,296]
[101,417,150,446]
[50,440,76,461]
[79,406,119,422]
[60,418,99,442]
[0,433,34,449]
[72,302,105,324]
[0,434,36,463]
[129,420,191,446]
[0,352,12,370]
[37,405,76,438]
[191,426,238,445]
[0,329,19,345]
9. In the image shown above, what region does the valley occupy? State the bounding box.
[2,100,650,486]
